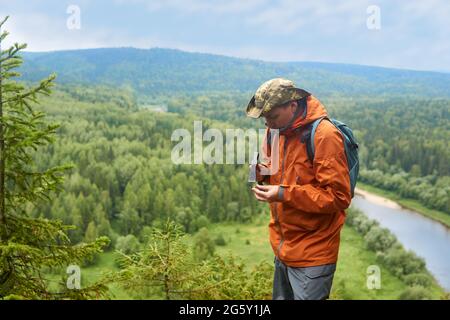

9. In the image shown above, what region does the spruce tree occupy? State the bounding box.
[0,16,109,299]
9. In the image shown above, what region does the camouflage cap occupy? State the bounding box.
[246,78,311,118]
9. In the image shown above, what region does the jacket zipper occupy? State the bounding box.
[275,136,289,258]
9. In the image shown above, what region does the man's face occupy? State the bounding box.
[262,101,298,129]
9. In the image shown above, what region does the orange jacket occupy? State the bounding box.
[263,95,352,267]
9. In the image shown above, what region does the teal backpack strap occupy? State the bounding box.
[301,116,359,197]
[308,116,327,161]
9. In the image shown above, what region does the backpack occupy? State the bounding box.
[302,117,359,197]
[266,117,359,197]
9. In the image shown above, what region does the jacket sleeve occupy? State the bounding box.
[278,121,352,214]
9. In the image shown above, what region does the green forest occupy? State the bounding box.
[0,16,449,300]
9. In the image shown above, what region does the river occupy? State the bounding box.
[351,188,450,292]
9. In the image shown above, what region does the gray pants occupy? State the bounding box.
[272,257,336,300]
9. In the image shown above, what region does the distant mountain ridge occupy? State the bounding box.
[19,47,450,97]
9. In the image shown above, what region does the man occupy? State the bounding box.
[246,78,352,300]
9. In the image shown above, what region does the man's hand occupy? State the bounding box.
[251,184,281,202]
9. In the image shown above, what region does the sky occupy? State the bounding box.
[1,0,449,72]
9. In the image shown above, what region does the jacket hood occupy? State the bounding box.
[280,95,328,136]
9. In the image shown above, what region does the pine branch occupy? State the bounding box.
[0,16,112,299]
[0,14,7,240]
[0,16,8,29]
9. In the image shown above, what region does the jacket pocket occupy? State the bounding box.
[284,206,330,232]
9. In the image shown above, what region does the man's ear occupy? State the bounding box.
[290,101,298,113]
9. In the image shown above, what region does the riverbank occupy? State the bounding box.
[345,206,447,297]
[203,219,421,299]
[354,187,401,209]
[356,182,450,229]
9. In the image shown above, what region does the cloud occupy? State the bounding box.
[246,0,370,35]
[402,0,450,27]
[114,0,267,15]
[0,11,160,51]
[1,0,449,72]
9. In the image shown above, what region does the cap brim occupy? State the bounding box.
[246,95,264,118]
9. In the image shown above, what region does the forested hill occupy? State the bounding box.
[18,48,450,217]
[20,47,450,97]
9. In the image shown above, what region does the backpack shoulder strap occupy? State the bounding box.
[307,117,327,161]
